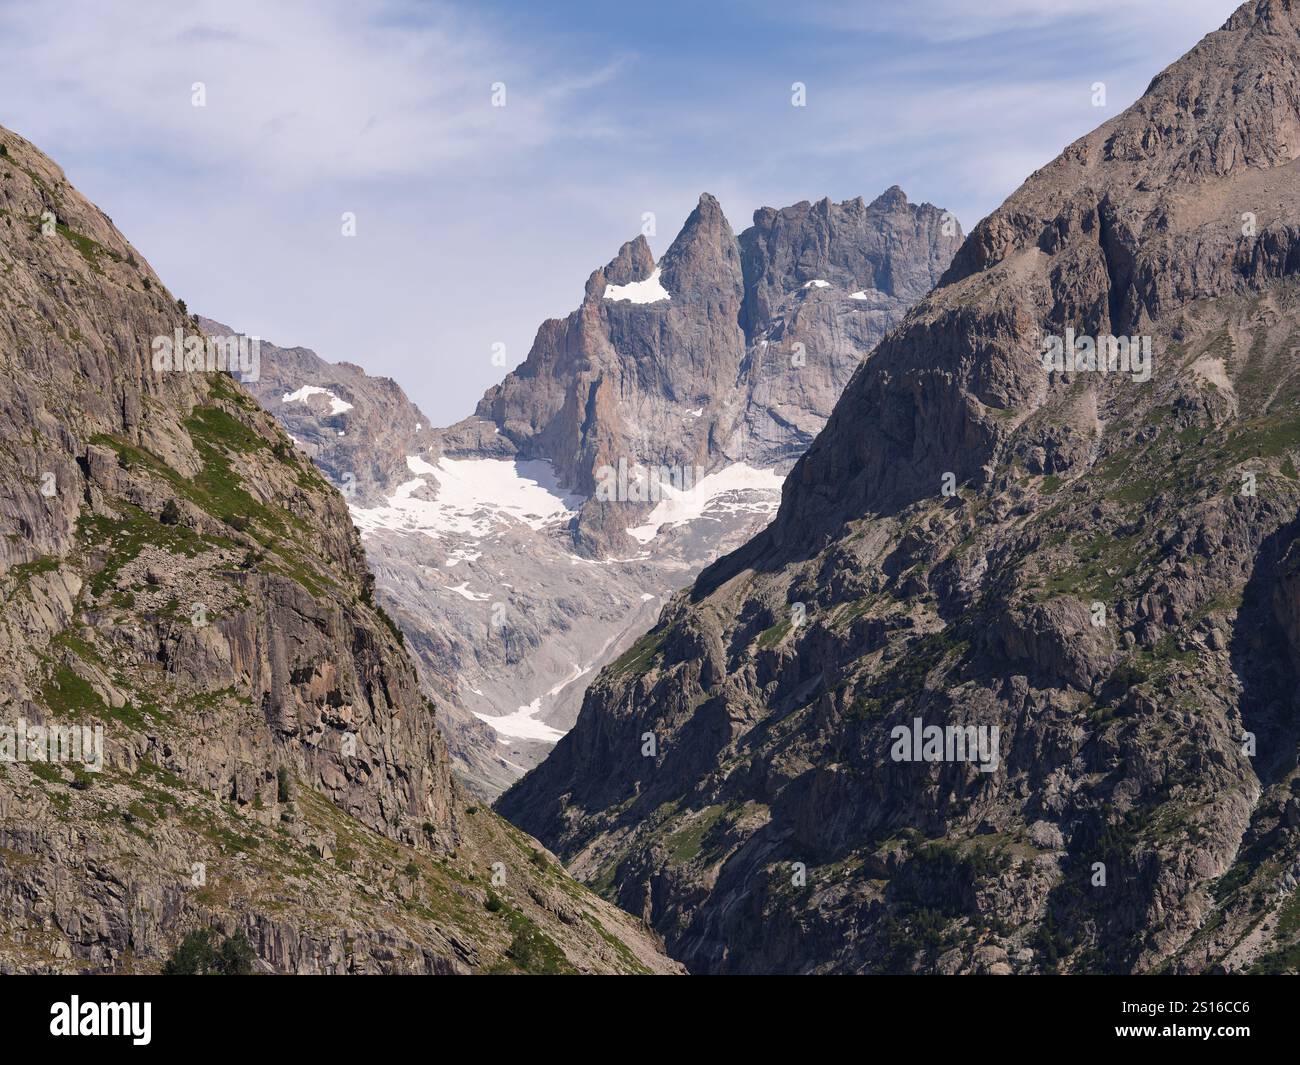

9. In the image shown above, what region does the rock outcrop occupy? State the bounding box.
[0,124,679,974]
[468,188,961,554]
[241,189,961,795]
[500,0,1300,975]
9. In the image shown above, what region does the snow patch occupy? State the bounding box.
[474,636,623,744]
[603,267,670,304]
[803,279,830,289]
[282,384,353,415]
[350,455,583,540]
[474,698,566,743]
[448,582,490,602]
[626,463,784,544]
[546,663,592,699]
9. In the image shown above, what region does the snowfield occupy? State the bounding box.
[474,698,567,742]
[350,455,584,540]
[282,384,353,415]
[603,267,671,304]
[626,463,783,544]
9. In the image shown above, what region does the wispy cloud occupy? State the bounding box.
[0,0,1243,425]
[0,0,617,184]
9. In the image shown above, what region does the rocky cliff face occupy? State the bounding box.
[241,190,960,796]
[500,0,1300,974]
[206,320,433,506]
[468,188,960,553]
[228,328,514,795]
[0,125,679,974]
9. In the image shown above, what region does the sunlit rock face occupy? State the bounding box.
[501,0,1300,975]
[241,189,960,796]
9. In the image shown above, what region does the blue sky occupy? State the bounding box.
[0,0,1239,424]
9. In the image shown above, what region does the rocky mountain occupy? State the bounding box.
[0,125,680,974]
[202,322,520,797]
[465,188,960,555]
[500,0,1300,974]
[201,320,436,508]
[241,190,961,796]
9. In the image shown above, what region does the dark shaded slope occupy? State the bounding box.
[502,0,1300,974]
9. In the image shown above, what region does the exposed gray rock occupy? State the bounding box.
[241,188,961,797]
[0,123,680,975]
[500,0,1300,975]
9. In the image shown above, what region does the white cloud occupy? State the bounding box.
[0,0,1247,429]
[0,0,630,428]
[0,0,612,186]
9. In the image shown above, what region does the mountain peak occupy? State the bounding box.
[502,1,1300,977]
[1109,0,1300,185]
[694,190,725,214]
[604,233,655,282]
[788,0,1300,550]
[943,0,1300,294]
[1225,0,1298,31]
[739,188,964,334]
[868,184,909,210]
[659,191,743,303]
[584,234,656,298]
